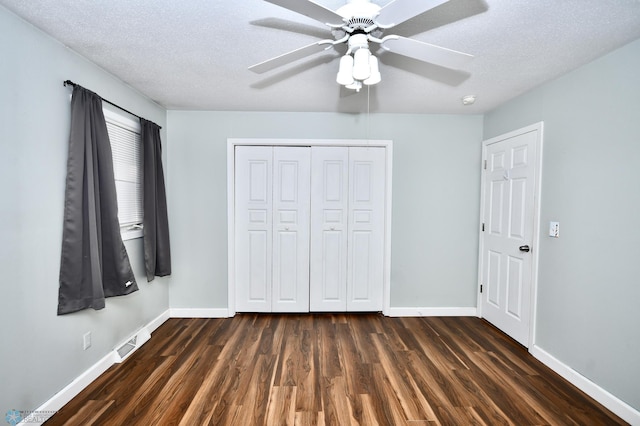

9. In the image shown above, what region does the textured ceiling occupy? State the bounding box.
[3,0,640,114]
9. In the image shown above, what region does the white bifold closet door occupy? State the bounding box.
[309,147,349,311]
[309,147,385,311]
[346,147,385,311]
[235,145,384,313]
[235,146,310,313]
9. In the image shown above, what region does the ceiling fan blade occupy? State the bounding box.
[380,36,473,69]
[250,18,331,39]
[376,0,450,28]
[249,41,332,74]
[264,0,344,26]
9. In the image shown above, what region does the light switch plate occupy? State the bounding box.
[549,221,559,238]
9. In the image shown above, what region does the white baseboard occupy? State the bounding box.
[386,306,478,317]
[169,307,230,318]
[21,351,116,425]
[23,310,171,426]
[147,309,171,333]
[530,345,640,425]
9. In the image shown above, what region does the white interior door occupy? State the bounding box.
[272,147,310,312]
[480,125,541,347]
[347,147,385,311]
[235,146,272,312]
[310,147,349,311]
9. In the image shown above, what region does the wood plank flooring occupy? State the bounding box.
[45,314,626,425]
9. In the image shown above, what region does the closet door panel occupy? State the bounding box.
[272,147,311,312]
[235,146,272,312]
[235,144,387,314]
[347,147,385,311]
[310,147,349,311]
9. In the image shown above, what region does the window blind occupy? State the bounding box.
[106,117,143,229]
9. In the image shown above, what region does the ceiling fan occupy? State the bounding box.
[249,0,473,91]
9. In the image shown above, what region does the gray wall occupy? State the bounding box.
[166,112,483,309]
[484,39,640,410]
[0,6,169,413]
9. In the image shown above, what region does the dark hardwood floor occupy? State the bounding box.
[45,314,626,425]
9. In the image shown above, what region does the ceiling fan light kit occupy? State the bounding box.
[250,0,474,92]
[353,48,372,80]
[336,55,355,85]
[365,56,381,85]
[336,32,383,91]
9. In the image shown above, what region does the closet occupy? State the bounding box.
[234,145,386,313]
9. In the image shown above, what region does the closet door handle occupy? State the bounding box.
[519,245,530,252]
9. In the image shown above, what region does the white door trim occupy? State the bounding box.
[476,122,544,348]
[227,138,393,316]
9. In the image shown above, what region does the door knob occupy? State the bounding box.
[519,245,530,252]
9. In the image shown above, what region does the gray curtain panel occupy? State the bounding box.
[141,119,171,282]
[58,86,138,315]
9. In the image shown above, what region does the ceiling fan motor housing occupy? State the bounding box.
[345,17,376,29]
[337,0,381,21]
[338,0,381,34]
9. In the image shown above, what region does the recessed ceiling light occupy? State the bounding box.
[462,95,476,105]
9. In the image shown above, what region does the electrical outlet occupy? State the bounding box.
[549,221,559,238]
[83,332,92,350]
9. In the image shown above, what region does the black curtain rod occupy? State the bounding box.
[63,80,161,129]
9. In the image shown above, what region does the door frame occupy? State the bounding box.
[476,122,544,348]
[227,138,393,316]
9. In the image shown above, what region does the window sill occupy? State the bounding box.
[122,228,143,241]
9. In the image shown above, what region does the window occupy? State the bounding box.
[104,107,143,240]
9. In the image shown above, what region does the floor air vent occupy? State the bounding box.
[114,328,151,363]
